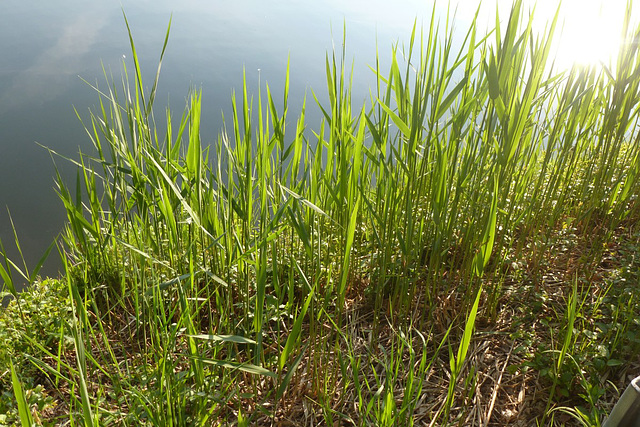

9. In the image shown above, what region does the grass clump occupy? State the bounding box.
[3,1,640,425]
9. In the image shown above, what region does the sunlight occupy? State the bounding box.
[536,0,629,70]
[553,0,627,68]
[451,0,640,70]
[453,0,635,71]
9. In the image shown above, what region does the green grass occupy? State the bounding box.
[2,1,640,425]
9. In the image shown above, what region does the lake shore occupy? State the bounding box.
[2,2,640,425]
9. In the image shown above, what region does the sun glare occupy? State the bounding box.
[453,0,635,71]
[538,0,629,70]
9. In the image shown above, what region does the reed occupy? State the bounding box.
[2,1,640,425]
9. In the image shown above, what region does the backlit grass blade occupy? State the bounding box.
[10,360,34,427]
[194,357,275,378]
[456,286,482,374]
[443,285,482,422]
[0,238,16,296]
[65,262,95,427]
[276,343,307,401]
[376,98,411,139]
[187,334,256,344]
[280,261,315,371]
[338,196,360,307]
[280,184,329,218]
[473,174,499,276]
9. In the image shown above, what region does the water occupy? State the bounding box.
[0,0,629,286]
[0,0,453,283]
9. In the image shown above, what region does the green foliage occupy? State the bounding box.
[0,279,71,426]
[2,1,640,425]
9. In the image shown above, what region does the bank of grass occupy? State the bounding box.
[2,1,640,425]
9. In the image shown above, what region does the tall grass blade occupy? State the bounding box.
[10,360,34,427]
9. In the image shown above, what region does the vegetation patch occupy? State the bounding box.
[2,1,640,425]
